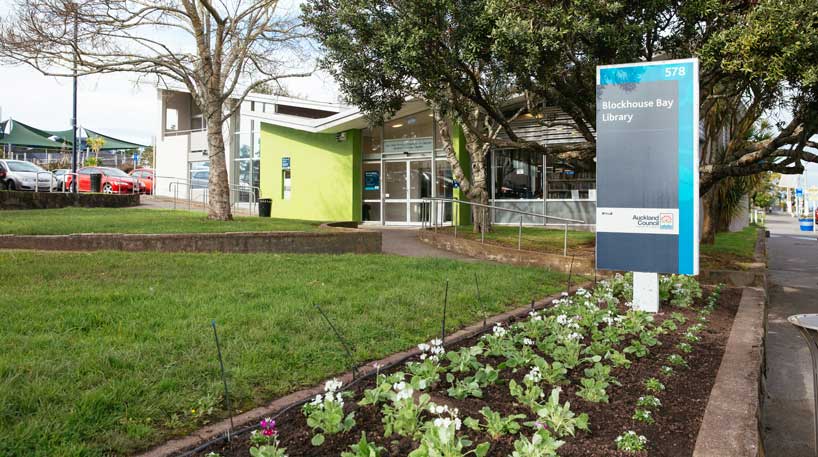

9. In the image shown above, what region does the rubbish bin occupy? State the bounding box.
[799,218,814,232]
[90,173,102,193]
[258,198,272,218]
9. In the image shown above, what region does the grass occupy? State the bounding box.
[0,207,322,235]
[0,250,567,456]
[439,225,596,255]
[700,224,761,270]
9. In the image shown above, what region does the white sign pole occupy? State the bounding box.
[633,272,659,312]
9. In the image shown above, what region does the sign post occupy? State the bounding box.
[595,58,700,312]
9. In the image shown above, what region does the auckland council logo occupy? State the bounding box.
[659,213,674,230]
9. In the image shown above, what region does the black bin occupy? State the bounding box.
[90,173,102,192]
[258,198,272,217]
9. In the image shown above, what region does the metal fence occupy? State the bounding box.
[420,197,585,256]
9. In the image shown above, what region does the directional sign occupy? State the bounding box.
[595,58,700,275]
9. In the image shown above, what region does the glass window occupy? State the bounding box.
[494,150,543,199]
[384,161,407,199]
[190,161,209,189]
[362,127,382,156]
[191,116,204,131]
[236,132,252,159]
[384,111,434,141]
[362,202,381,222]
[409,160,432,199]
[436,160,453,198]
[165,109,179,131]
[362,162,380,201]
[546,160,596,200]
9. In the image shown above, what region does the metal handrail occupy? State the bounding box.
[421,197,586,257]
[33,171,57,192]
[165,177,259,214]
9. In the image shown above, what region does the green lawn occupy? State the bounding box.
[700,225,761,270]
[0,207,322,235]
[0,251,566,456]
[439,225,596,255]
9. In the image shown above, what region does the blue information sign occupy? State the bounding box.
[364,170,379,191]
[595,58,700,275]
[796,188,804,198]
[282,157,290,169]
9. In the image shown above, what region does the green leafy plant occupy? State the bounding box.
[510,366,546,410]
[667,354,688,368]
[636,395,661,409]
[359,372,405,406]
[624,339,649,358]
[632,408,654,424]
[659,365,674,377]
[342,432,384,457]
[671,312,687,324]
[676,342,693,353]
[510,427,565,457]
[409,407,489,457]
[382,381,429,438]
[302,379,355,446]
[463,407,526,440]
[249,418,287,457]
[615,431,647,452]
[576,378,609,403]
[532,388,589,438]
[605,350,632,368]
[532,357,569,385]
[446,346,484,373]
[644,377,665,392]
[447,374,483,400]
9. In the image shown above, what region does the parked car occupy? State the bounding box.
[129,168,155,194]
[65,166,144,194]
[52,168,71,191]
[0,159,56,191]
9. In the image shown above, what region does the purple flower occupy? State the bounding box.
[535,421,548,430]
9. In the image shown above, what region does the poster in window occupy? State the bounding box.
[365,170,380,191]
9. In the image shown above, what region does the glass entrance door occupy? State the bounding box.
[384,159,432,224]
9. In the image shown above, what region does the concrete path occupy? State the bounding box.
[763,212,818,456]
[138,195,254,216]
[375,227,477,260]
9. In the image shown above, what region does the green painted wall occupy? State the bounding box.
[260,124,362,222]
[451,125,471,226]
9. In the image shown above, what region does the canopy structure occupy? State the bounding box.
[0,119,68,149]
[0,118,147,151]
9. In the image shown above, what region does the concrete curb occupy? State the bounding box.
[0,224,382,255]
[135,285,588,457]
[692,286,766,457]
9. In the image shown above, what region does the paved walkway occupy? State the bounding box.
[763,212,818,456]
[375,227,476,260]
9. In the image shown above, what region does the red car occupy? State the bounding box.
[129,168,155,194]
[65,167,143,194]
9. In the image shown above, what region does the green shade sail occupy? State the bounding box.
[1,118,148,150]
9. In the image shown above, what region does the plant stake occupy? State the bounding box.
[211,320,235,441]
[441,279,449,342]
[314,303,358,379]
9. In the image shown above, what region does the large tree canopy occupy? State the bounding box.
[0,0,309,220]
[304,0,818,236]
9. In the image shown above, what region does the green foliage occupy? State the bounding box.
[636,395,661,410]
[381,384,429,439]
[615,431,647,453]
[644,378,666,393]
[446,346,484,373]
[464,407,526,440]
[576,378,609,403]
[342,433,385,457]
[632,408,654,424]
[510,429,565,457]
[532,388,590,438]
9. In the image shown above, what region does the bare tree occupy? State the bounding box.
[0,0,310,220]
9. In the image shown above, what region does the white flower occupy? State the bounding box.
[430,338,443,347]
[561,292,569,297]
[524,366,542,383]
[522,338,534,346]
[418,343,430,352]
[492,323,507,337]
[325,378,343,393]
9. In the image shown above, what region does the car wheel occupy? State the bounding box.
[102,183,113,194]
[7,180,15,191]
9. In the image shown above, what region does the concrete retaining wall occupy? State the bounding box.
[0,225,382,255]
[0,190,140,210]
[418,230,594,274]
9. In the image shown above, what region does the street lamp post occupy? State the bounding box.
[70,5,78,193]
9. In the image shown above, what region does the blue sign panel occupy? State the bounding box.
[364,170,380,191]
[282,157,290,169]
[796,188,804,198]
[595,59,699,275]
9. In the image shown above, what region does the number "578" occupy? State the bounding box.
[664,66,686,77]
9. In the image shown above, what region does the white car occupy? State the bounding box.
[0,159,56,191]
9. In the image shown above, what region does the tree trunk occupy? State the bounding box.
[206,110,233,221]
[701,191,717,245]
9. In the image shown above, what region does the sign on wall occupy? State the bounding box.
[282,157,291,169]
[383,137,433,155]
[595,58,700,275]
[364,170,380,191]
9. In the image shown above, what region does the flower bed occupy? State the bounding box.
[194,274,739,457]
